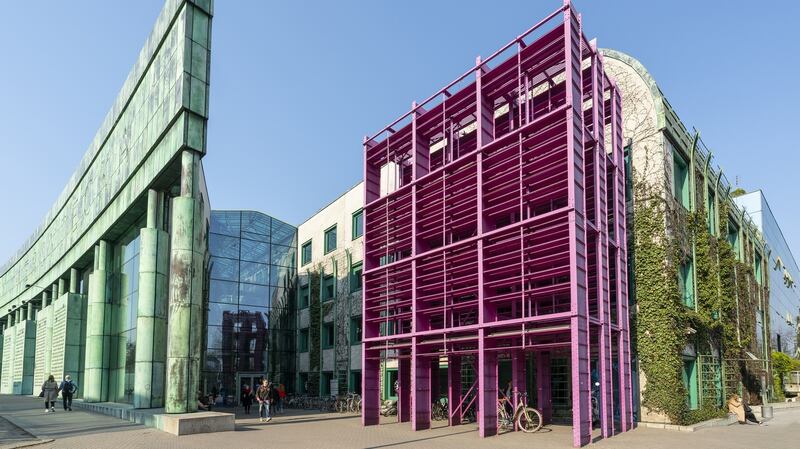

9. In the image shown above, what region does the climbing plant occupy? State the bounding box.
[308,269,321,396]
[631,162,766,425]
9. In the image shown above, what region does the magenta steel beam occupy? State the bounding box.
[537,352,553,423]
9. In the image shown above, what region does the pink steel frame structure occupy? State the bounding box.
[361,2,632,446]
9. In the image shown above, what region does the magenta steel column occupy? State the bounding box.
[448,355,462,426]
[411,338,431,430]
[478,329,498,437]
[564,0,591,446]
[399,356,411,422]
[537,352,553,423]
[362,350,380,425]
[512,349,526,431]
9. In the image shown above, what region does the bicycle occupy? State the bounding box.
[497,391,543,433]
[432,397,448,421]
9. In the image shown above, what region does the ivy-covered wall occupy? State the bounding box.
[632,152,770,425]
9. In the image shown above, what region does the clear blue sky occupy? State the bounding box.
[1,0,798,265]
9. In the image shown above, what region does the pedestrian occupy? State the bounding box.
[256,379,272,423]
[41,375,59,413]
[59,374,78,411]
[270,382,280,415]
[277,383,286,413]
[241,384,253,415]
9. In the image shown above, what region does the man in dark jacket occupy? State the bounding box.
[59,375,78,411]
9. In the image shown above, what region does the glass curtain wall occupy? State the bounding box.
[205,211,297,405]
[109,216,144,404]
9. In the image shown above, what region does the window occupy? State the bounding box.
[350,261,363,293]
[321,372,333,396]
[679,259,695,308]
[682,358,699,410]
[350,370,362,395]
[324,225,337,254]
[350,316,362,345]
[299,284,310,309]
[727,221,740,259]
[706,190,717,235]
[322,323,334,349]
[672,142,690,210]
[754,253,763,285]
[299,328,309,352]
[299,372,309,394]
[322,274,335,301]
[352,209,364,240]
[301,240,312,266]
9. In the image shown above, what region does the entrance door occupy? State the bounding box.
[237,373,265,405]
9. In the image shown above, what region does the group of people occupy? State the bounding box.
[241,380,285,423]
[40,374,78,413]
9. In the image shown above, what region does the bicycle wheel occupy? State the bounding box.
[516,407,543,433]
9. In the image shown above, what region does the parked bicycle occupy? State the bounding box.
[497,391,543,433]
[432,397,448,421]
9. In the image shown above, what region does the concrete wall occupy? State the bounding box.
[296,182,365,392]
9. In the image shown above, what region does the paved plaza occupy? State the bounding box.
[0,395,798,449]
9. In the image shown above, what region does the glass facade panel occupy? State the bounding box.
[205,211,297,400]
[209,279,238,304]
[210,256,238,281]
[210,234,240,259]
[239,283,272,307]
[240,239,269,263]
[110,219,143,404]
[240,261,269,285]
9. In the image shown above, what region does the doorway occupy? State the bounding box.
[237,372,265,405]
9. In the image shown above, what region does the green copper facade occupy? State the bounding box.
[0,0,212,414]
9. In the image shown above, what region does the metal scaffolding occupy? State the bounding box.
[361,1,632,446]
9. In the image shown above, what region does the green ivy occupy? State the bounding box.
[308,270,321,396]
[633,174,766,424]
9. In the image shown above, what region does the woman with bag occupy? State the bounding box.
[41,375,60,413]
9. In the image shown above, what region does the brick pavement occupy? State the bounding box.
[2,395,798,449]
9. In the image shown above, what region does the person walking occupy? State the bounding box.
[256,379,272,423]
[241,384,253,415]
[277,383,286,414]
[59,375,78,411]
[41,375,60,413]
[270,382,280,415]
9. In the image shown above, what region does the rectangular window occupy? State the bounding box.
[672,143,690,210]
[350,261,363,293]
[350,316,362,345]
[299,328,309,352]
[352,209,364,240]
[682,358,699,410]
[324,225,337,254]
[727,221,740,259]
[679,259,695,308]
[350,370,362,395]
[707,190,717,235]
[301,240,312,266]
[298,372,308,394]
[754,253,763,285]
[322,274,335,301]
[322,323,334,349]
[321,372,333,396]
[299,284,310,308]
